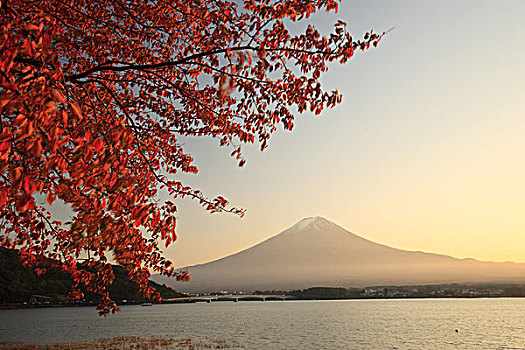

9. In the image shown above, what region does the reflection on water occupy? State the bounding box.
[1,298,525,349]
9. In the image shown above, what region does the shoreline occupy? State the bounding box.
[3,294,525,311]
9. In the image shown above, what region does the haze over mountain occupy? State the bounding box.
[152,217,525,293]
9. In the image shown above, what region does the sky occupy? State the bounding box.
[162,0,525,268]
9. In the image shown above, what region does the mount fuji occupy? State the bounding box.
[152,217,525,292]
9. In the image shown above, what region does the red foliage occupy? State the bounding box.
[0,0,382,315]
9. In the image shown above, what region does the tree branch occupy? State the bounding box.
[66,44,343,81]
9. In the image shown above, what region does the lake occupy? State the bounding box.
[1,298,525,349]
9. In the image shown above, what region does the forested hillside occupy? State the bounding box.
[0,248,183,305]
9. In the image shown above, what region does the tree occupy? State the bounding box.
[0,0,383,315]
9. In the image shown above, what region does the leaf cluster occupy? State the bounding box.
[0,0,381,314]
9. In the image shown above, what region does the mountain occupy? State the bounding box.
[152,217,525,292]
[0,247,183,305]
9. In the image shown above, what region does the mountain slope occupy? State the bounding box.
[152,217,525,292]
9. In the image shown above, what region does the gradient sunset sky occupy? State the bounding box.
[163,0,525,268]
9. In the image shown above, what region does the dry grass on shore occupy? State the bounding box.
[0,336,243,350]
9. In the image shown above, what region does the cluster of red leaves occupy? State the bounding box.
[0,0,382,315]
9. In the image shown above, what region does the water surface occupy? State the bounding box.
[1,298,524,349]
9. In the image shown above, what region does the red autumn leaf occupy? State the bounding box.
[92,138,103,152]
[23,176,36,195]
[0,189,7,208]
[46,191,56,205]
[51,89,66,104]
[9,167,22,185]
[35,267,47,276]
[70,102,82,119]
[23,23,40,31]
